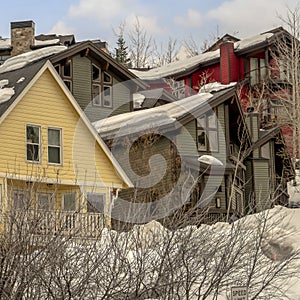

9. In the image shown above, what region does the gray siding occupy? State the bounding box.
[176,120,198,156]
[72,55,92,110]
[253,159,271,212]
[84,76,132,122]
[71,55,132,123]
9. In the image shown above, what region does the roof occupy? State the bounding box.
[204,34,240,53]
[94,85,238,140]
[136,88,176,109]
[50,40,148,90]
[131,27,289,81]
[0,59,134,188]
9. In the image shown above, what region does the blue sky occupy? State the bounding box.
[1,0,299,50]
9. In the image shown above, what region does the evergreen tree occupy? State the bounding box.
[115,35,131,67]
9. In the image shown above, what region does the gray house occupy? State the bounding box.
[93,83,293,229]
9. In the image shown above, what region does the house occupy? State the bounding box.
[0,59,133,237]
[0,20,76,63]
[93,83,293,228]
[49,41,148,122]
[94,84,294,227]
[131,27,296,156]
[0,20,148,123]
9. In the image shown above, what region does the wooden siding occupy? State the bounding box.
[177,104,227,161]
[71,54,132,123]
[253,159,271,212]
[0,69,124,188]
[72,55,92,110]
[177,120,198,156]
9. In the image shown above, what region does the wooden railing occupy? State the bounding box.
[6,210,105,239]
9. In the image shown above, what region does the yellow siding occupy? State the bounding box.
[0,69,124,188]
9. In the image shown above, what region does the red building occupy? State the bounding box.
[131,27,296,157]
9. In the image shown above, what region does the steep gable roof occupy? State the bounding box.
[0,59,133,188]
[50,40,148,90]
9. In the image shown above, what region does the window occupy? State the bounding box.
[92,84,101,106]
[250,57,267,85]
[37,193,54,210]
[26,125,40,162]
[63,59,71,77]
[103,72,112,84]
[103,86,112,107]
[87,193,105,213]
[196,112,218,152]
[62,192,77,211]
[12,189,30,210]
[92,65,113,107]
[48,128,62,164]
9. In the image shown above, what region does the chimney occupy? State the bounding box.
[245,107,260,143]
[11,20,35,56]
[220,39,238,84]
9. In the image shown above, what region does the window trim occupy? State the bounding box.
[103,85,113,108]
[196,112,219,152]
[26,124,41,163]
[86,192,106,213]
[62,192,77,211]
[48,127,62,165]
[92,64,113,108]
[36,192,55,211]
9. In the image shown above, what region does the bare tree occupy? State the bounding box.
[126,16,154,69]
[267,5,300,180]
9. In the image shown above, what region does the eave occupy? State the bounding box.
[50,41,148,90]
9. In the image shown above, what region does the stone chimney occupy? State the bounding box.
[11,20,35,56]
[220,39,239,84]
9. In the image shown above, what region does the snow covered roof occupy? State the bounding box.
[0,38,11,50]
[199,82,237,93]
[0,59,46,118]
[0,45,67,74]
[94,92,214,139]
[131,31,275,81]
[94,86,237,139]
[130,49,220,80]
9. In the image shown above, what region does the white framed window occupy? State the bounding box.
[103,72,112,84]
[63,59,72,78]
[12,189,30,210]
[92,84,101,106]
[196,112,218,152]
[62,192,77,211]
[48,128,62,164]
[37,193,54,211]
[86,193,105,213]
[103,85,112,107]
[26,125,40,162]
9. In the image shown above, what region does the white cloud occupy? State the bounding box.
[68,0,136,20]
[48,21,75,35]
[125,14,167,36]
[174,9,203,28]
[206,0,297,37]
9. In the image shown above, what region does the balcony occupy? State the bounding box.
[5,210,105,239]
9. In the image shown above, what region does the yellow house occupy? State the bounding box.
[0,59,133,237]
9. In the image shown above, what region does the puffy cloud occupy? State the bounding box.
[125,14,167,36]
[68,0,136,20]
[206,0,294,37]
[174,9,203,28]
[48,21,75,35]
